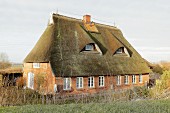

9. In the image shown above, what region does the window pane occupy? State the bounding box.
[64,78,71,90]
[125,75,128,84]
[117,75,121,85]
[67,78,70,89]
[139,75,142,83]
[64,78,66,89]
[77,77,83,88]
[91,77,93,87]
[99,76,104,86]
[33,63,40,68]
[80,78,83,88]
[76,78,79,88]
[88,77,90,87]
[88,77,94,88]
[132,75,136,83]
[85,44,93,50]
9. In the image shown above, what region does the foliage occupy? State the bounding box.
[0,86,151,106]
[155,70,170,92]
[132,86,150,98]
[16,77,26,88]
[34,73,46,91]
[0,87,42,106]
[149,70,170,98]
[152,64,163,74]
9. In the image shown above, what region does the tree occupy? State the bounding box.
[152,64,163,75]
[0,52,11,69]
[0,52,9,62]
[155,70,170,92]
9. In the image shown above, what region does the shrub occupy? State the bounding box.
[155,70,170,92]
[16,77,26,89]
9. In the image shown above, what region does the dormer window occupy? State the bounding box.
[114,47,130,57]
[85,44,94,51]
[116,47,124,54]
[80,43,102,55]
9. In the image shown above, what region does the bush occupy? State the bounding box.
[0,87,42,106]
[16,77,26,89]
[149,70,170,99]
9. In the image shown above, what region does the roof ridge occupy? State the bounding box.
[52,14,119,30]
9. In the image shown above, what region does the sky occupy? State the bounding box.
[0,0,170,63]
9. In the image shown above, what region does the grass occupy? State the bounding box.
[1,99,170,113]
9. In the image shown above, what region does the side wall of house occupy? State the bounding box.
[55,74,149,94]
[23,62,149,94]
[23,63,55,93]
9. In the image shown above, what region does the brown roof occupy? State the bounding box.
[0,67,23,74]
[24,14,151,76]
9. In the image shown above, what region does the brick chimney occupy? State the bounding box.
[83,15,91,24]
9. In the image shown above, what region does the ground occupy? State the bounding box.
[1,99,170,113]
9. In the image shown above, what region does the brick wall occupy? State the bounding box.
[23,63,55,94]
[23,62,149,94]
[55,74,149,94]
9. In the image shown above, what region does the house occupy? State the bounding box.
[23,13,151,94]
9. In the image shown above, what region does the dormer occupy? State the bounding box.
[114,47,130,57]
[80,43,102,55]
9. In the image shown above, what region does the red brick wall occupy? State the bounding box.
[55,74,149,94]
[23,63,56,94]
[23,63,149,94]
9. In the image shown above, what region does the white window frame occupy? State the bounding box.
[85,44,93,50]
[33,63,40,68]
[76,77,83,89]
[54,84,57,92]
[63,78,71,90]
[99,76,104,87]
[124,75,129,84]
[28,72,34,89]
[139,74,143,83]
[132,75,136,84]
[88,76,94,88]
[117,75,121,85]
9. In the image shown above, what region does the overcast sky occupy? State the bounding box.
[0,0,170,63]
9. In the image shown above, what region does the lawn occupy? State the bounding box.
[1,99,170,113]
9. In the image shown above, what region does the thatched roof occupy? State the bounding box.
[24,14,151,77]
[0,67,23,74]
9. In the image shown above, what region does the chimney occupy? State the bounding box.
[83,15,91,24]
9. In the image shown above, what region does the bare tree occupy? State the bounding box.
[0,52,11,69]
[0,52,9,62]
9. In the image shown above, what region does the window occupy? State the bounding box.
[132,75,136,84]
[76,77,83,89]
[28,72,34,89]
[139,74,143,83]
[116,47,124,54]
[99,76,104,87]
[117,75,121,85]
[88,76,94,88]
[54,84,57,92]
[124,75,129,84]
[85,44,93,50]
[33,63,40,68]
[63,78,71,90]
